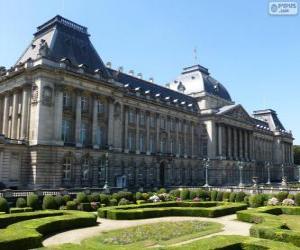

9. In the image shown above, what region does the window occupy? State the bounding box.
[171,119,176,131]
[160,137,167,153]
[129,109,135,123]
[81,96,88,112]
[149,135,155,153]
[178,121,182,132]
[62,119,72,142]
[96,126,102,145]
[150,115,155,128]
[170,139,174,154]
[62,157,72,180]
[63,92,71,108]
[139,134,145,152]
[80,122,88,145]
[97,100,104,114]
[140,112,145,126]
[160,117,166,129]
[128,132,135,151]
[82,158,90,181]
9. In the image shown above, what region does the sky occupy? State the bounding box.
[0,0,299,144]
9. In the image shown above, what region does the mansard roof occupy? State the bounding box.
[15,15,110,77]
[108,68,199,112]
[253,109,285,131]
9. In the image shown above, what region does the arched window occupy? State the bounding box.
[62,157,72,180]
[82,158,90,181]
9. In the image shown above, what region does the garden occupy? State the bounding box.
[1,188,300,249]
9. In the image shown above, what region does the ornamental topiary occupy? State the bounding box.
[216,191,223,201]
[0,197,8,213]
[88,192,100,202]
[16,198,27,208]
[76,192,88,203]
[42,195,58,210]
[180,189,190,200]
[135,192,142,200]
[99,193,110,205]
[118,198,130,206]
[109,198,118,206]
[229,192,236,202]
[211,190,218,201]
[63,194,71,204]
[276,191,289,202]
[27,194,39,210]
[55,195,65,207]
[235,192,246,202]
[249,194,264,208]
[295,193,300,206]
[66,201,77,210]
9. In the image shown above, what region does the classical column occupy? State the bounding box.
[239,129,243,160]
[11,90,19,139]
[176,119,179,157]
[135,109,140,154]
[53,84,63,144]
[167,117,171,153]
[2,93,9,136]
[156,113,160,153]
[124,106,129,153]
[248,132,253,160]
[218,123,223,158]
[244,131,248,160]
[75,90,82,147]
[92,96,99,149]
[183,121,187,158]
[191,122,194,157]
[233,128,238,160]
[227,126,232,159]
[107,98,115,149]
[146,111,150,155]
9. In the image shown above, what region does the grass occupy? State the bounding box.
[42,220,223,250]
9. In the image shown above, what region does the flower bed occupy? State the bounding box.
[0,210,97,250]
[237,206,300,247]
[98,201,247,220]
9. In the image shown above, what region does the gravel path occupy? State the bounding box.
[43,214,251,247]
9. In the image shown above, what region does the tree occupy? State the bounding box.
[294,145,300,165]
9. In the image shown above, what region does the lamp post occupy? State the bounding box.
[266,161,271,185]
[238,161,244,187]
[103,152,109,191]
[203,158,210,187]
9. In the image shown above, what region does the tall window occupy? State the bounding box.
[129,109,135,123]
[149,135,155,153]
[139,134,145,152]
[81,96,88,112]
[160,117,166,129]
[62,119,71,142]
[170,139,174,154]
[80,122,88,145]
[150,116,155,127]
[96,126,102,146]
[128,132,135,151]
[171,119,176,131]
[63,92,71,108]
[82,158,90,181]
[62,157,72,180]
[140,112,145,126]
[97,100,104,114]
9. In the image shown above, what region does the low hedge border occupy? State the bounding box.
[237,206,300,247]
[0,210,97,250]
[169,235,300,250]
[98,201,247,220]
[10,207,33,214]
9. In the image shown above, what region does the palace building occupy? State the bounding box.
[0,16,294,189]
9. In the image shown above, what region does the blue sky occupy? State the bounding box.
[0,0,299,144]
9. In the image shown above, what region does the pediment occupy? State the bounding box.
[218,105,253,124]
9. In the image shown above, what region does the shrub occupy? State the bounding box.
[16,198,27,208]
[288,193,295,200]
[78,203,92,211]
[197,189,209,201]
[142,193,150,200]
[66,201,77,210]
[118,198,130,206]
[295,193,300,206]
[10,208,26,214]
[244,196,249,205]
[235,192,246,202]
[109,199,118,206]
[229,192,236,202]
[27,194,39,210]
[169,189,180,198]
[282,198,295,206]
[158,188,167,194]
[42,195,58,210]
[63,195,71,204]
[136,200,146,205]
[222,192,230,201]
[99,193,110,205]
[88,193,100,202]
[276,191,289,202]
[180,189,190,200]
[76,192,88,203]
[135,192,143,200]
[216,191,223,201]
[249,194,264,208]
[211,191,218,201]
[55,195,65,207]
[189,190,197,200]
[267,197,279,206]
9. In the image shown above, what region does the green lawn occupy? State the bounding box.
[42,220,223,250]
[279,215,300,231]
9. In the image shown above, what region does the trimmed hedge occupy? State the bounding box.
[237,206,300,247]
[10,207,33,214]
[98,201,247,220]
[0,210,97,250]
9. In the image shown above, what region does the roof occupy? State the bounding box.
[169,65,232,102]
[253,109,286,131]
[108,68,199,112]
[16,15,110,77]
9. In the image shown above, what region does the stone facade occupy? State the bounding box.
[0,16,294,189]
